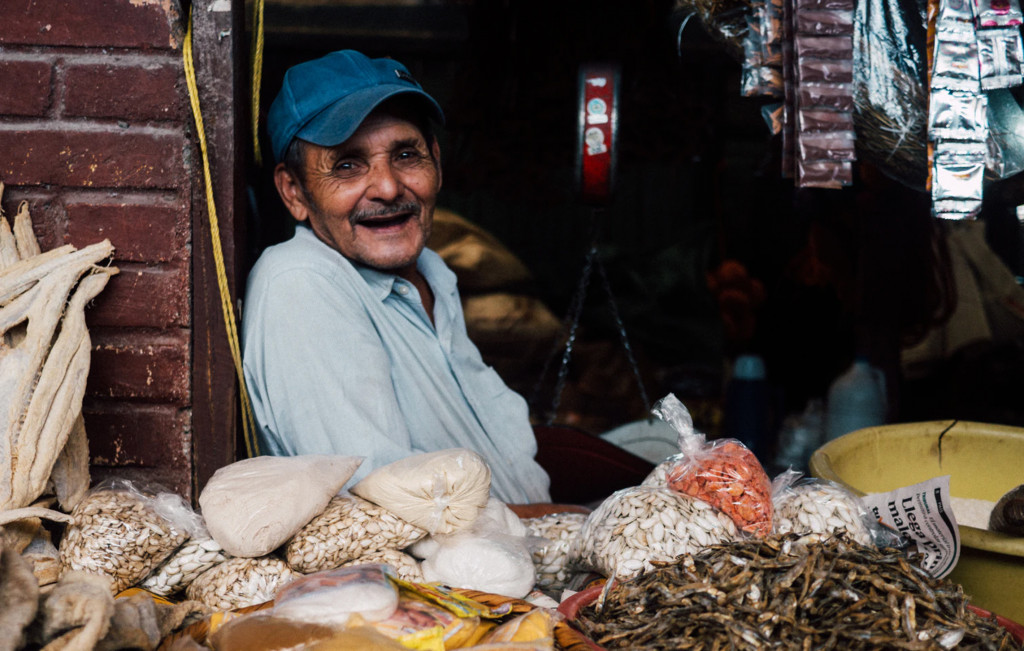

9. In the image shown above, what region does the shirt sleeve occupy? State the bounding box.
[243,266,423,481]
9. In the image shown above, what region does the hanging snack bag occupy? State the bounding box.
[58,479,199,593]
[284,494,427,574]
[654,394,774,537]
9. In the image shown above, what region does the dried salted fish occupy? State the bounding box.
[575,534,1021,650]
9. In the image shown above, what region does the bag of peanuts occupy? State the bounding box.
[58,478,201,594]
[652,393,774,537]
[569,485,740,580]
[284,493,427,574]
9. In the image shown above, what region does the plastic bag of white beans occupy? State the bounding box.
[284,494,427,573]
[771,469,874,546]
[141,531,231,596]
[186,556,301,610]
[569,485,740,580]
[58,479,200,594]
[522,512,587,590]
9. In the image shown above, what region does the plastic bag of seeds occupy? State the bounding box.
[186,556,301,611]
[771,469,876,546]
[141,522,231,597]
[569,485,740,580]
[522,512,587,590]
[653,394,774,537]
[58,478,199,594]
[340,548,424,583]
[284,493,427,574]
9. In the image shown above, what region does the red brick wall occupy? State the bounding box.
[0,0,196,498]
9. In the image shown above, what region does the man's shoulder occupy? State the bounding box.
[249,228,349,283]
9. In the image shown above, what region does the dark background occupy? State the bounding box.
[245,0,1024,467]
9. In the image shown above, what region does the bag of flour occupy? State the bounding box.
[350,449,491,535]
[199,455,363,557]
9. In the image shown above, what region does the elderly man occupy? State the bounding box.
[242,50,552,504]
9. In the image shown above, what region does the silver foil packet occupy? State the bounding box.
[975,0,1023,27]
[978,26,1024,89]
[932,140,987,218]
[928,88,990,139]
[931,38,982,91]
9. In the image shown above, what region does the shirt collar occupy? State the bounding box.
[293,223,458,301]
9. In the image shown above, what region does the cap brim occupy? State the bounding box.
[295,85,445,150]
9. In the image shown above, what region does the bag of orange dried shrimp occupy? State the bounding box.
[651,394,773,537]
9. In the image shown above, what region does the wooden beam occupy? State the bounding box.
[189,0,248,502]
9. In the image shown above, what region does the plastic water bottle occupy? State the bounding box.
[722,354,772,461]
[824,357,887,441]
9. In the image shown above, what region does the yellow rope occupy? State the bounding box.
[250,0,265,167]
[183,8,260,458]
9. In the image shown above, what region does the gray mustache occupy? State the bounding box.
[350,202,421,225]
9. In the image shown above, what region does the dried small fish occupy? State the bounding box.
[574,534,1021,650]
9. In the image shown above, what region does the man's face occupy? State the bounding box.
[274,111,441,280]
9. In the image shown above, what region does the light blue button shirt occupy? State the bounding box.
[241,225,551,504]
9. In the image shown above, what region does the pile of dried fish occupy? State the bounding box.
[575,534,1020,650]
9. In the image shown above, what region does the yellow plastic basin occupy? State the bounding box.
[809,420,1024,623]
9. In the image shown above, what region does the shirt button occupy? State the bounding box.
[396,285,410,296]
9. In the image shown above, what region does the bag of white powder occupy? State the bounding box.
[350,448,491,535]
[199,454,363,558]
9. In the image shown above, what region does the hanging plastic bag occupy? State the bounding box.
[652,394,774,537]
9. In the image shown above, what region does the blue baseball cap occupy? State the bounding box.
[267,49,445,164]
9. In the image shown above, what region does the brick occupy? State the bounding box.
[0,127,185,189]
[64,61,184,122]
[66,199,188,263]
[83,400,190,468]
[87,329,190,405]
[0,187,65,250]
[0,59,52,116]
[86,262,190,328]
[0,0,179,50]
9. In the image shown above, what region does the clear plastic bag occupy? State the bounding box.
[272,564,399,627]
[771,468,904,548]
[569,485,740,580]
[653,394,774,537]
[284,493,426,574]
[418,501,536,599]
[57,478,195,593]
